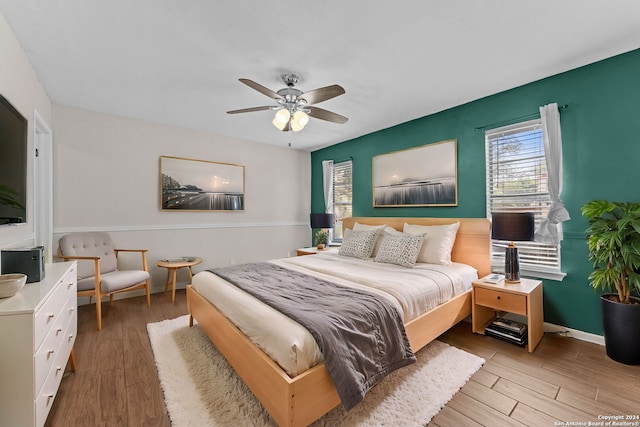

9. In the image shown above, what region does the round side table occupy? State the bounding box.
[156,257,202,303]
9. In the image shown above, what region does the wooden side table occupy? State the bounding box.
[472,276,544,353]
[296,247,338,256]
[156,257,202,303]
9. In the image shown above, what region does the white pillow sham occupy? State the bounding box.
[403,222,460,265]
[374,232,425,268]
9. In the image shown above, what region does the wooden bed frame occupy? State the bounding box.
[186,217,490,426]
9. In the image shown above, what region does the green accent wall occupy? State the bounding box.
[311,48,640,335]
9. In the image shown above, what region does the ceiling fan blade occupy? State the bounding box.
[226,106,273,114]
[307,106,348,124]
[299,85,345,104]
[239,78,283,100]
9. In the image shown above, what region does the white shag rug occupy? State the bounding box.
[147,315,484,427]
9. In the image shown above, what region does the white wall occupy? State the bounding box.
[1,8,312,294]
[52,105,312,293]
[0,10,52,251]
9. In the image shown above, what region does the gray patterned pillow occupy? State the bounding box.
[338,229,379,259]
[374,232,425,268]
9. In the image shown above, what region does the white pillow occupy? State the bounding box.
[352,222,394,256]
[374,232,424,268]
[338,229,379,260]
[403,222,460,265]
[352,222,386,232]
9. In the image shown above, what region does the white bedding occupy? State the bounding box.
[192,252,477,377]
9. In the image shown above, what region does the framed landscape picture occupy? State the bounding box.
[373,139,457,207]
[160,156,245,211]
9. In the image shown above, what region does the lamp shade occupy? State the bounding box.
[491,212,535,242]
[310,213,334,229]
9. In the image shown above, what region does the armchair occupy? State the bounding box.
[57,232,151,330]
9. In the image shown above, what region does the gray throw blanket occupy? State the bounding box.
[209,262,416,410]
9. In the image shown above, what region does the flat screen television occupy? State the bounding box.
[0,94,27,225]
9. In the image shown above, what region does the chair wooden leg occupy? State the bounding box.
[145,280,151,308]
[96,297,102,331]
[68,348,77,372]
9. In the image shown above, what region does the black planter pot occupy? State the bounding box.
[601,294,640,365]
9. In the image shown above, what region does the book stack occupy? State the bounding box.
[485,317,527,346]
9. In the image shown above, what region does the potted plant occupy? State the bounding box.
[0,185,24,210]
[581,200,640,364]
[315,230,328,250]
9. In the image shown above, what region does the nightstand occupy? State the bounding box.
[296,247,338,256]
[472,276,544,353]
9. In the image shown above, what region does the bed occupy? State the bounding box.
[186,217,491,426]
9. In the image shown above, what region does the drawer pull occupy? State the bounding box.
[47,314,55,321]
[47,394,54,405]
[67,282,74,289]
[47,350,55,358]
[68,334,74,342]
[56,328,62,336]
[56,366,62,374]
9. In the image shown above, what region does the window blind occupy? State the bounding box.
[332,160,352,241]
[485,119,561,274]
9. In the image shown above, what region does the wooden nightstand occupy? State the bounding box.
[296,247,338,256]
[472,276,544,353]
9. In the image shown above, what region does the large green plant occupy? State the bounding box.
[581,200,640,303]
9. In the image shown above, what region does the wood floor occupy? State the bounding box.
[47,291,640,427]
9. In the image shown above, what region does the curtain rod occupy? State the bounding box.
[475,104,568,132]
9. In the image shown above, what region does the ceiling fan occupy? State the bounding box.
[227,74,348,132]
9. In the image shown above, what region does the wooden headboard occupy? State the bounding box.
[342,217,491,278]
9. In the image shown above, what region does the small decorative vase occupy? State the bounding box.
[317,244,325,250]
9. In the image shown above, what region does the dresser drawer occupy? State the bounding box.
[34,305,67,394]
[34,309,76,427]
[33,269,76,348]
[474,287,527,315]
[33,295,76,393]
[35,373,58,427]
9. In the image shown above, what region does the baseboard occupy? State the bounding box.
[497,313,605,346]
[77,284,172,306]
[542,321,605,346]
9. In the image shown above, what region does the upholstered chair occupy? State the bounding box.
[57,232,151,330]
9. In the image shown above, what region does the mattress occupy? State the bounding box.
[191,252,477,377]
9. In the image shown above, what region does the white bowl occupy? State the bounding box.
[0,273,27,298]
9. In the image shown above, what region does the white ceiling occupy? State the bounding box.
[1,1,639,151]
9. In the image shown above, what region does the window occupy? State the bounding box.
[485,119,561,278]
[332,160,352,241]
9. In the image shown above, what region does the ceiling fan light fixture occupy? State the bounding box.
[293,110,309,126]
[291,110,309,132]
[272,108,291,130]
[230,75,347,135]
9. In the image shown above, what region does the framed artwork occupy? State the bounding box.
[373,139,457,207]
[160,156,245,211]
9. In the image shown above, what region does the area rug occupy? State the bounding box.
[147,315,484,426]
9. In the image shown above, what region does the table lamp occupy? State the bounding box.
[491,212,535,283]
[310,213,334,248]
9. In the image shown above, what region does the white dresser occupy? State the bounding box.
[0,261,77,427]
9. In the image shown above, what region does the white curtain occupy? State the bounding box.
[535,103,570,244]
[322,160,334,243]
